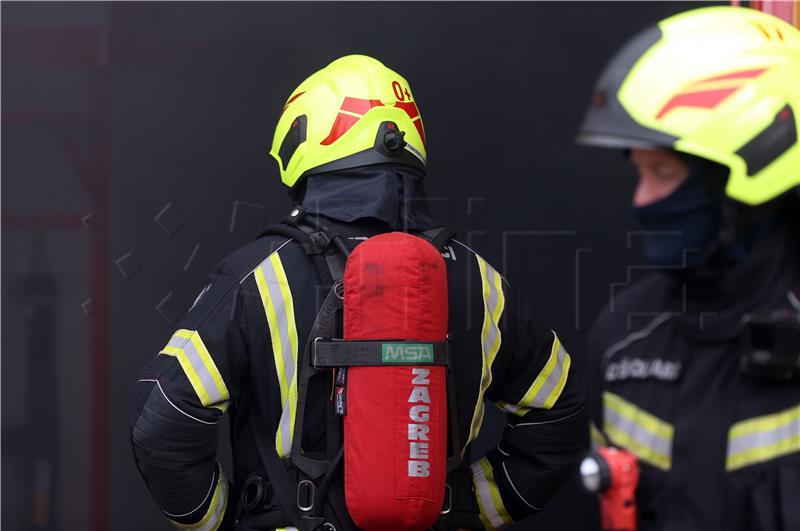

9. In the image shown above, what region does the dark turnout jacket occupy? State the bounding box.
[588,228,800,531]
[130,171,586,530]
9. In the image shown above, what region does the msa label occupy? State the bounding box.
[382,343,434,363]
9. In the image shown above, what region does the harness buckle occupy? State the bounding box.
[334,280,345,300]
[297,479,315,512]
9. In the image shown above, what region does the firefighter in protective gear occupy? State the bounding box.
[130,55,587,531]
[578,7,800,531]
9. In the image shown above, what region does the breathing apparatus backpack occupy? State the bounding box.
[236,209,481,531]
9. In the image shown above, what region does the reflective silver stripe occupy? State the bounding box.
[504,333,571,415]
[160,330,229,411]
[726,404,800,471]
[728,417,800,456]
[472,458,512,530]
[264,258,296,456]
[466,257,506,451]
[254,252,299,458]
[603,392,673,470]
[530,341,569,409]
[604,407,672,458]
[181,337,225,406]
[166,334,190,350]
[479,259,502,392]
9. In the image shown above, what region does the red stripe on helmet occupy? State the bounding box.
[341,97,384,115]
[656,68,768,120]
[693,68,768,85]
[280,91,306,117]
[396,101,425,145]
[320,97,384,145]
[320,113,360,145]
[657,87,740,119]
[394,101,420,120]
[413,119,426,146]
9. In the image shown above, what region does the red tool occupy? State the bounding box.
[580,446,639,531]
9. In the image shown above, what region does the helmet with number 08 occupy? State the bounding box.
[270,54,427,189]
[577,6,800,207]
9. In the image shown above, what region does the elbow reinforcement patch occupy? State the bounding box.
[130,380,219,519]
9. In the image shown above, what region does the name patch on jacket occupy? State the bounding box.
[605,357,682,383]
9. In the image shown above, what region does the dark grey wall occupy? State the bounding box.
[2,2,719,530]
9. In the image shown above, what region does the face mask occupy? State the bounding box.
[632,167,718,269]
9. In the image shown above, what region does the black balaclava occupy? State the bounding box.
[631,153,776,275]
[632,156,720,269]
[296,164,436,231]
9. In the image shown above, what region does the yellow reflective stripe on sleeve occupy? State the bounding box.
[160,329,230,412]
[603,392,673,471]
[472,457,513,530]
[254,251,299,458]
[169,468,228,531]
[726,404,800,471]
[504,332,572,416]
[465,256,506,452]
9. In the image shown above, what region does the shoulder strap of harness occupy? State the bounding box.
[411,226,457,252]
[256,206,354,288]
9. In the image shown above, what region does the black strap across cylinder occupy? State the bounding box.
[313,338,450,368]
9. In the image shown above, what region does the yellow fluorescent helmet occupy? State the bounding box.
[270,54,427,189]
[578,6,800,206]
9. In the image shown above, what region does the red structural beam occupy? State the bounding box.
[4,23,111,531]
[1,213,84,227]
[2,112,93,126]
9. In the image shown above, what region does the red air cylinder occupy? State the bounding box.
[342,232,448,531]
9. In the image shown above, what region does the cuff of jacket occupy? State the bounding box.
[471,457,514,530]
[168,467,229,531]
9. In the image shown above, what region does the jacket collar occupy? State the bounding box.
[298,165,437,231]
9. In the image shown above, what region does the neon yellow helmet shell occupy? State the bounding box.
[578,6,800,206]
[270,55,427,189]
